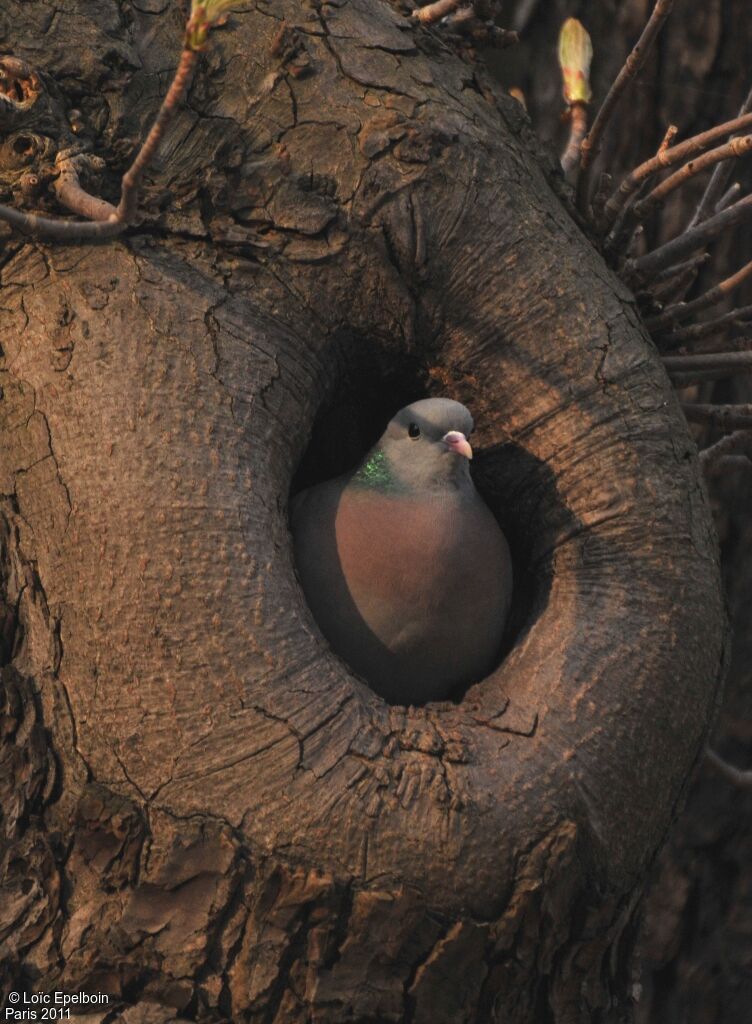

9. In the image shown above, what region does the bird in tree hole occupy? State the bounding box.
[291,398,513,704]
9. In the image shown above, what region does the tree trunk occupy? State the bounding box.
[0,2,728,1021]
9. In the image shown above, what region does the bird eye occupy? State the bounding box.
[408,422,421,439]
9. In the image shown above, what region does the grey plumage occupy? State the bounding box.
[291,398,513,704]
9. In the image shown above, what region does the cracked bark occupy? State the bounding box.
[0,2,728,1022]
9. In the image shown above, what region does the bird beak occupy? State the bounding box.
[442,430,473,460]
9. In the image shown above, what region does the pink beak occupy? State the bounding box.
[442,430,473,460]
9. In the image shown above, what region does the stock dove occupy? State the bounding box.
[292,398,512,704]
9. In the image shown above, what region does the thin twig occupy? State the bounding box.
[662,304,752,344]
[657,124,679,154]
[603,128,681,253]
[646,258,752,331]
[716,183,741,212]
[412,0,462,24]
[117,48,197,223]
[651,252,711,285]
[591,172,613,223]
[577,0,677,213]
[663,351,752,373]
[699,429,752,467]
[646,254,711,308]
[665,353,752,385]
[705,748,752,788]
[444,5,475,29]
[561,104,588,176]
[689,85,752,228]
[52,153,115,222]
[0,204,121,240]
[601,111,752,232]
[673,370,752,386]
[625,194,752,279]
[0,41,199,240]
[682,403,752,430]
[631,134,752,224]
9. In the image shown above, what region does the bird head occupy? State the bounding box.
[364,398,475,492]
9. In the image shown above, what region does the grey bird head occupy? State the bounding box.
[358,398,475,492]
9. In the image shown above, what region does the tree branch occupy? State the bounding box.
[689,84,752,228]
[682,403,752,430]
[706,747,752,788]
[577,0,677,213]
[664,351,752,374]
[646,258,752,331]
[630,134,752,224]
[0,204,121,241]
[561,104,588,176]
[699,429,752,467]
[715,183,741,212]
[0,25,201,241]
[412,0,463,24]
[625,194,752,280]
[601,111,752,232]
[116,48,197,224]
[52,153,115,222]
[651,252,711,286]
[661,305,752,345]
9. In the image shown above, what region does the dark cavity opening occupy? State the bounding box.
[289,335,550,706]
[12,134,34,155]
[290,333,425,497]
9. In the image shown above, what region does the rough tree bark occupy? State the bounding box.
[0,2,729,1022]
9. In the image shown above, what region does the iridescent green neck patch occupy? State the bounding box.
[353,448,393,489]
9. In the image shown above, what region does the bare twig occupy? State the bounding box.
[0,13,204,240]
[601,111,752,232]
[705,748,752,788]
[631,135,752,224]
[412,0,462,24]
[682,403,752,430]
[444,5,475,29]
[577,0,677,213]
[651,252,711,286]
[689,85,752,228]
[625,194,752,279]
[716,183,741,212]
[645,254,711,310]
[646,258,752,331]
[657,124,679,154]
[591,172,613,223]
[561,104,588,176]
[52,153,114,221]
[116,48,197,224]
[665,352,752,385]
[603,127,679,253]
[673,370,752,386]
[664,351,752,372]
[662,304,752,344]
[0,204,121,241]
[699,429,752,467]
